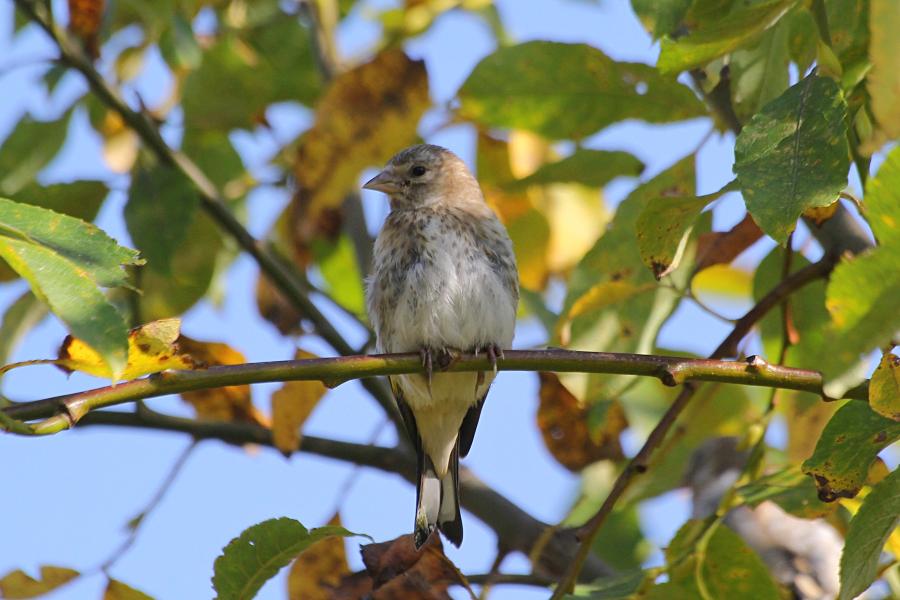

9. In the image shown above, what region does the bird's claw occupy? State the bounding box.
[486,343,504,375]
[419,347,452,396]
[420,347,433,393]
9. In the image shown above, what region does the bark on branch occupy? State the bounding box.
[2,345,865,433]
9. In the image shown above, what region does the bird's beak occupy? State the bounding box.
[363,170,401,194]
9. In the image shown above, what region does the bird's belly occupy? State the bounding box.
[385,251,515,354]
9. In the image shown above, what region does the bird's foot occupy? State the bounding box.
[486,343,504,375]
[419,347,453,393]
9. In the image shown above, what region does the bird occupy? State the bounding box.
[363,144,519,548]
[684,437,842,600]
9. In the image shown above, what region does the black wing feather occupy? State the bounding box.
[458,394,487,458]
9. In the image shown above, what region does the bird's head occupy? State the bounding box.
[363,144,482,210]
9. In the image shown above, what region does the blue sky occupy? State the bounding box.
[0,1,870,599]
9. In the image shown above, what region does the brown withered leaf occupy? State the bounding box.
[537,372,626,471]
[256,272,305,335]
[68,0,104,58]
[330,534,462,599]
[694,213,763,273]
[271,349,329,455]
[290,49,429,265]
[177,336,268,425]
[288,513,350,600]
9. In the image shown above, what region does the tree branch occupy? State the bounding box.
[2,343,866,432]
[75,409,612,580]
[10,0,400,427]
[549,255,840,597]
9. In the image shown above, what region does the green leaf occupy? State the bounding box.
[734,74,850,244]
[181,129,245,190]
[0,291,48,366]
[125,163,199,276]
[869,351,900,421]
[0,198,140,375]
[0,197,140,288]
[802,401,900,501]
[784,8,817,73]
[458,41,705,140]
[0,180,109,281]
[0,237,130,376]
[839,466,900,600]
[801,146,900,393]
[0,565,79,598]
[863,145,900,247]
[9,180,108,222]
[563,156,695,326]
[754,249,830,366]
[212,517,364,600]
[159,13,201,70]
[508,150,644,190]
[630,0,692,39]
[657,0,796,73]
[635,185,731,279]
[735,466,835,518]
[665,520,781,599]
[825,0,870,65]
[104,578,155,600]
[560,157,707,407]
[182,16,321,131]
[565,569,647,598]
[312,234,366,317]
[0,113,71,195]
[139,210,225,320]
[730,21,790,122]
[820,246,900,387]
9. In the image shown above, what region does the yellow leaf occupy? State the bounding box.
[103,578,153,600]
[98,110,138,173]
[177,336,268,426]
[540,183,608,273]
[0,565,79,598]
[691,263,753,299]
[271,349,328,455]
[57,317,196,380]
[291,49,429,264]
[287,513,349,600]
[869,351,900,421]
[566,280,654,322]
[507,130,549,178]
[802,200,839,226]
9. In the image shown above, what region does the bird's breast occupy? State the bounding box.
[369,213,516,356]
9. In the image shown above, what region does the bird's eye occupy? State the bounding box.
[410,165,427,177]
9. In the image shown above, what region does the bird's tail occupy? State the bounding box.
[414,441,462,548]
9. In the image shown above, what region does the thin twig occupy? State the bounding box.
[549,254,837,598]
[465,573,554,587]
[96,441,197,573]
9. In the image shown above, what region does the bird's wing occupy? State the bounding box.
[389,376,420,452]
[458,394,486,458]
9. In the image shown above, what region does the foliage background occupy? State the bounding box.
[0,0,898,599]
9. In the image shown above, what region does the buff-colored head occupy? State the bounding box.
[363,144,482,210]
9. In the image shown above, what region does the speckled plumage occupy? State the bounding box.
[364,144,519,547]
